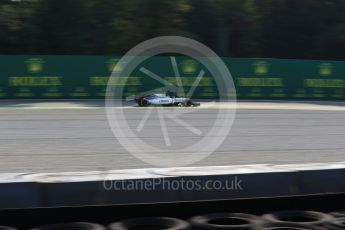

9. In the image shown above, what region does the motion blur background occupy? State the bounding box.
[1,0,345,60]
[1,2,345,227]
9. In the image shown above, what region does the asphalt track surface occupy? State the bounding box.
[0,100,345,173]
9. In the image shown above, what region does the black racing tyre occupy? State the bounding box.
[137,99,143,107]
[189,213,260,229]
[330,210,345,218]
[140,98,149,107]
[257,222,325,230]
[108,217,191,230]
[183,100,192,107]
[262,211,334,226]
[324,217,345,230]
[30,222,105,230]
[0,226,18,230]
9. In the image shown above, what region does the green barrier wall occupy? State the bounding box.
[0,55,344,100]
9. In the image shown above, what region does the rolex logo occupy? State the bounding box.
[182,59,198,74]
[319,63,332,76]
[254,61,269,75]
[26,58,44,73]
[107,58,122,72]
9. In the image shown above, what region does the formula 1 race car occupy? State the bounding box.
[134,91,200,107]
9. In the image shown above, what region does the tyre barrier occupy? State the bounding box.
[189,213,260,229]
[330,210,345,218]
[30,222,106,230]
[262,210,334,227]
[257,222,324,230]
[0,226,18,230]
[3,210,345,230]
[324,217,345,230]
[108,217,191,230]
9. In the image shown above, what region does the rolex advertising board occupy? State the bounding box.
[0,55,344,100]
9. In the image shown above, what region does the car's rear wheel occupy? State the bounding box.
[183,100,192,107]
[139,98,149,107]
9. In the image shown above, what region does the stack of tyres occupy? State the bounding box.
[262,210,335,229]
[326,218,345,229]
[326,211,345,230]
[3,210,345,229]
[30,222,106,230]
[108,217,191,230]
[330,211,345,218]
[258,222,325,230]
[189,213,260,229]
[0,227,18,230]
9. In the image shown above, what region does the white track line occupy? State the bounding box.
[0,102,344,111]
[2,161,345,183]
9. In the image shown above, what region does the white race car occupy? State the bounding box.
[134,91,200,107]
